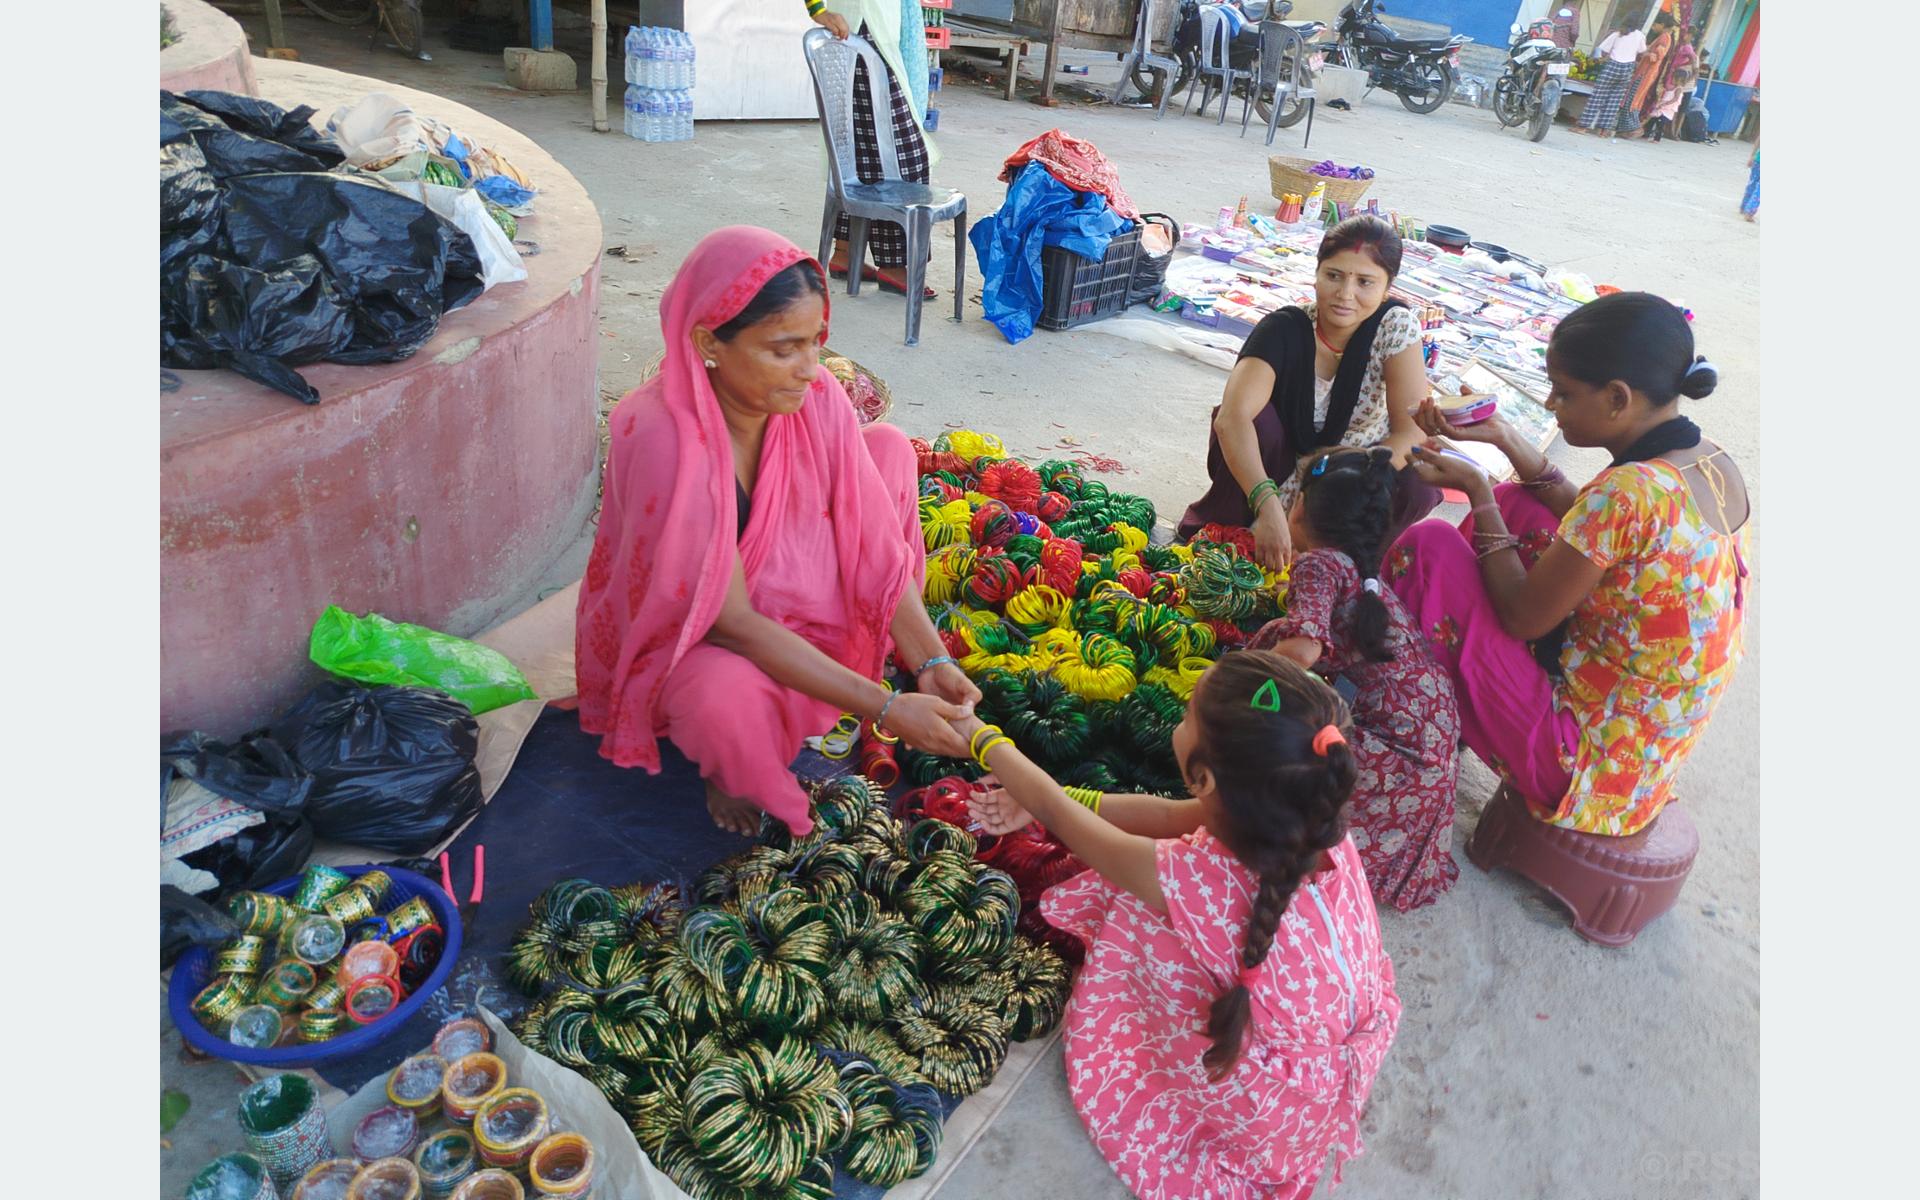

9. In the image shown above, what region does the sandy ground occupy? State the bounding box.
[166,14,1760,1198]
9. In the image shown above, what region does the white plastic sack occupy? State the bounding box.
[327,93,440,167]
[379,178,528,290]
[324,1008,694,1199]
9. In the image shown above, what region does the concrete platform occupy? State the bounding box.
[160,0,259,97]
[160,57,603,737]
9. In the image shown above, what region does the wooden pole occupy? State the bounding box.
[591,0,609,132]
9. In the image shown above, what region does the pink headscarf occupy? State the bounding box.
[575,226,916,774]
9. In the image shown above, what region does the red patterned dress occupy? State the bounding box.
[1250,549,1461,911]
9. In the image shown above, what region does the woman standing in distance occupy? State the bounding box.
[806,1,939,299]
[1177,216,1438,571]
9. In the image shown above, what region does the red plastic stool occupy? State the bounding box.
[1466,784,1698,947]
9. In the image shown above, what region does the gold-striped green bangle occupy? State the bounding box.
[807,0,827,15]
[1063,785,1102,812]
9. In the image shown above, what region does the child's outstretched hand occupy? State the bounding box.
[967,780,1035,836]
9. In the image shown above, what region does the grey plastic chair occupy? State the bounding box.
[1110,0,1181,119]
[1185,7,1245,124]
[803,28,967,347]
[1241,20,1316,147]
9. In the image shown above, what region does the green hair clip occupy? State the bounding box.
[1250,678,1283,713]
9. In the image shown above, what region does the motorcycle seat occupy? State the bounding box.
[1377,35,1456,52]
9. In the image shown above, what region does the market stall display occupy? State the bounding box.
[1149,207,1582,476]
[501,776,1072,1199]
[171,864,463,1068]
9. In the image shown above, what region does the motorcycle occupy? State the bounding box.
[1329,0,1470,115]
[1493,11,1575,142]
[1125,0,1327,126]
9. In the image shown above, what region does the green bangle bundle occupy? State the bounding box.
[888,991,1011,1098]
[836,1060,943,1187]
[510,776,1075,1200]
[1247,477,1280,515]
[822,895,924,1023]
[682,1037,852,1192]
[805,1,827,16]
[1179,543,1278,622]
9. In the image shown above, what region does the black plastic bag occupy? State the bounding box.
[177,90,346,167]
[158,89,484,403]
[162,884,242,969]
[163,91,340,179]
[1128,212,1182,307]
[221,172,484,364]
[271,681,483,854]
[162,729,315,817]
[164,730,318,896]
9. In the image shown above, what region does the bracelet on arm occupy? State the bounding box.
[806,0,827,15]
[1475,535,1521,560]
[1519,463,1567,491]
[974,736,1014,770]
[874,687,901,733]
[1062,785,1103,813]
[1246,478,1280,516]
[915,654,957,676]
[967,723,1005,763]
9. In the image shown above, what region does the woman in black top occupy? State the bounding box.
[1177,216,1439,569]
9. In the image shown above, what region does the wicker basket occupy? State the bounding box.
[1268,155,1375,206]
[636,347,893,425]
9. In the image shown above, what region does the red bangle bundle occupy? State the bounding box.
[858,738,900,789]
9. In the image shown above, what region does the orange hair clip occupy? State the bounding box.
[1311,724,1346,757]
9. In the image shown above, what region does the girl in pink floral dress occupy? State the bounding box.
[959,653,1400,1200]
[1250,446,1461,911]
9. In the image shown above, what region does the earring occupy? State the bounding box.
[703,358,717,369]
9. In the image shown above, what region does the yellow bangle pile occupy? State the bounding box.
[1062,786,1102,813]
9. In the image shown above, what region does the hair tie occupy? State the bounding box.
[1361,578,1382,597]
[1311,724,1346,757]
[1685,356,1716,379]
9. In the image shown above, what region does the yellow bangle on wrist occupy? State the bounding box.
[975,736,1013,770]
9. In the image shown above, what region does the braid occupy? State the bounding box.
[1191,652,1359,1080]
[1299,448,1398,662]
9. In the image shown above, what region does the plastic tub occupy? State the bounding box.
[168,865,463,1069]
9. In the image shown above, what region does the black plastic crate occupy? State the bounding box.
[1038,226,1143,332]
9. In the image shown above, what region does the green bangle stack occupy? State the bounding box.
[1247,478,1280,516]
[806,0,827,15]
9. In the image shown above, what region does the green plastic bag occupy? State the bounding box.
[308,606,537,715]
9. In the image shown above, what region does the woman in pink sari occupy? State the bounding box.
[576,227,978,835]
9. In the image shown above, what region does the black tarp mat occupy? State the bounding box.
[160,90,484,402]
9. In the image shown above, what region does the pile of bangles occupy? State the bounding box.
[508,777,1071,1199]
[902,428,1288,796]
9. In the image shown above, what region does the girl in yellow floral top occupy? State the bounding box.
[1383,293,1749,835]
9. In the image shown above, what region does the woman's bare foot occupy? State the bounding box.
[705,782,763,837]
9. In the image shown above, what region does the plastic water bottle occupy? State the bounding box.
[669,31,685,88]
[684,31,696,89]
[643,90,660,143]
[621,85,636,138]
[635,26,655,88]
[624,27,640,85]
[682,90,695,141]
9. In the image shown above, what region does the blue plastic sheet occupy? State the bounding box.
[444,131,537,209]
[969,162,1132,345]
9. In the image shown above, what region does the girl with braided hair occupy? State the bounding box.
[1248,446,1461,911]
[951,653,1400,1200]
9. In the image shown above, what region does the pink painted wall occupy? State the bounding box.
[161,61,604,736]
[160,0,259,97]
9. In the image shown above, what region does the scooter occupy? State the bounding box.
[1329,0,1470,114]
[1492,11,1575,142]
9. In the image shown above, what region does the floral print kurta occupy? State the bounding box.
[1041,832,1401,1199]
[1550,460,1748,833]
[1250,548,1462,910]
